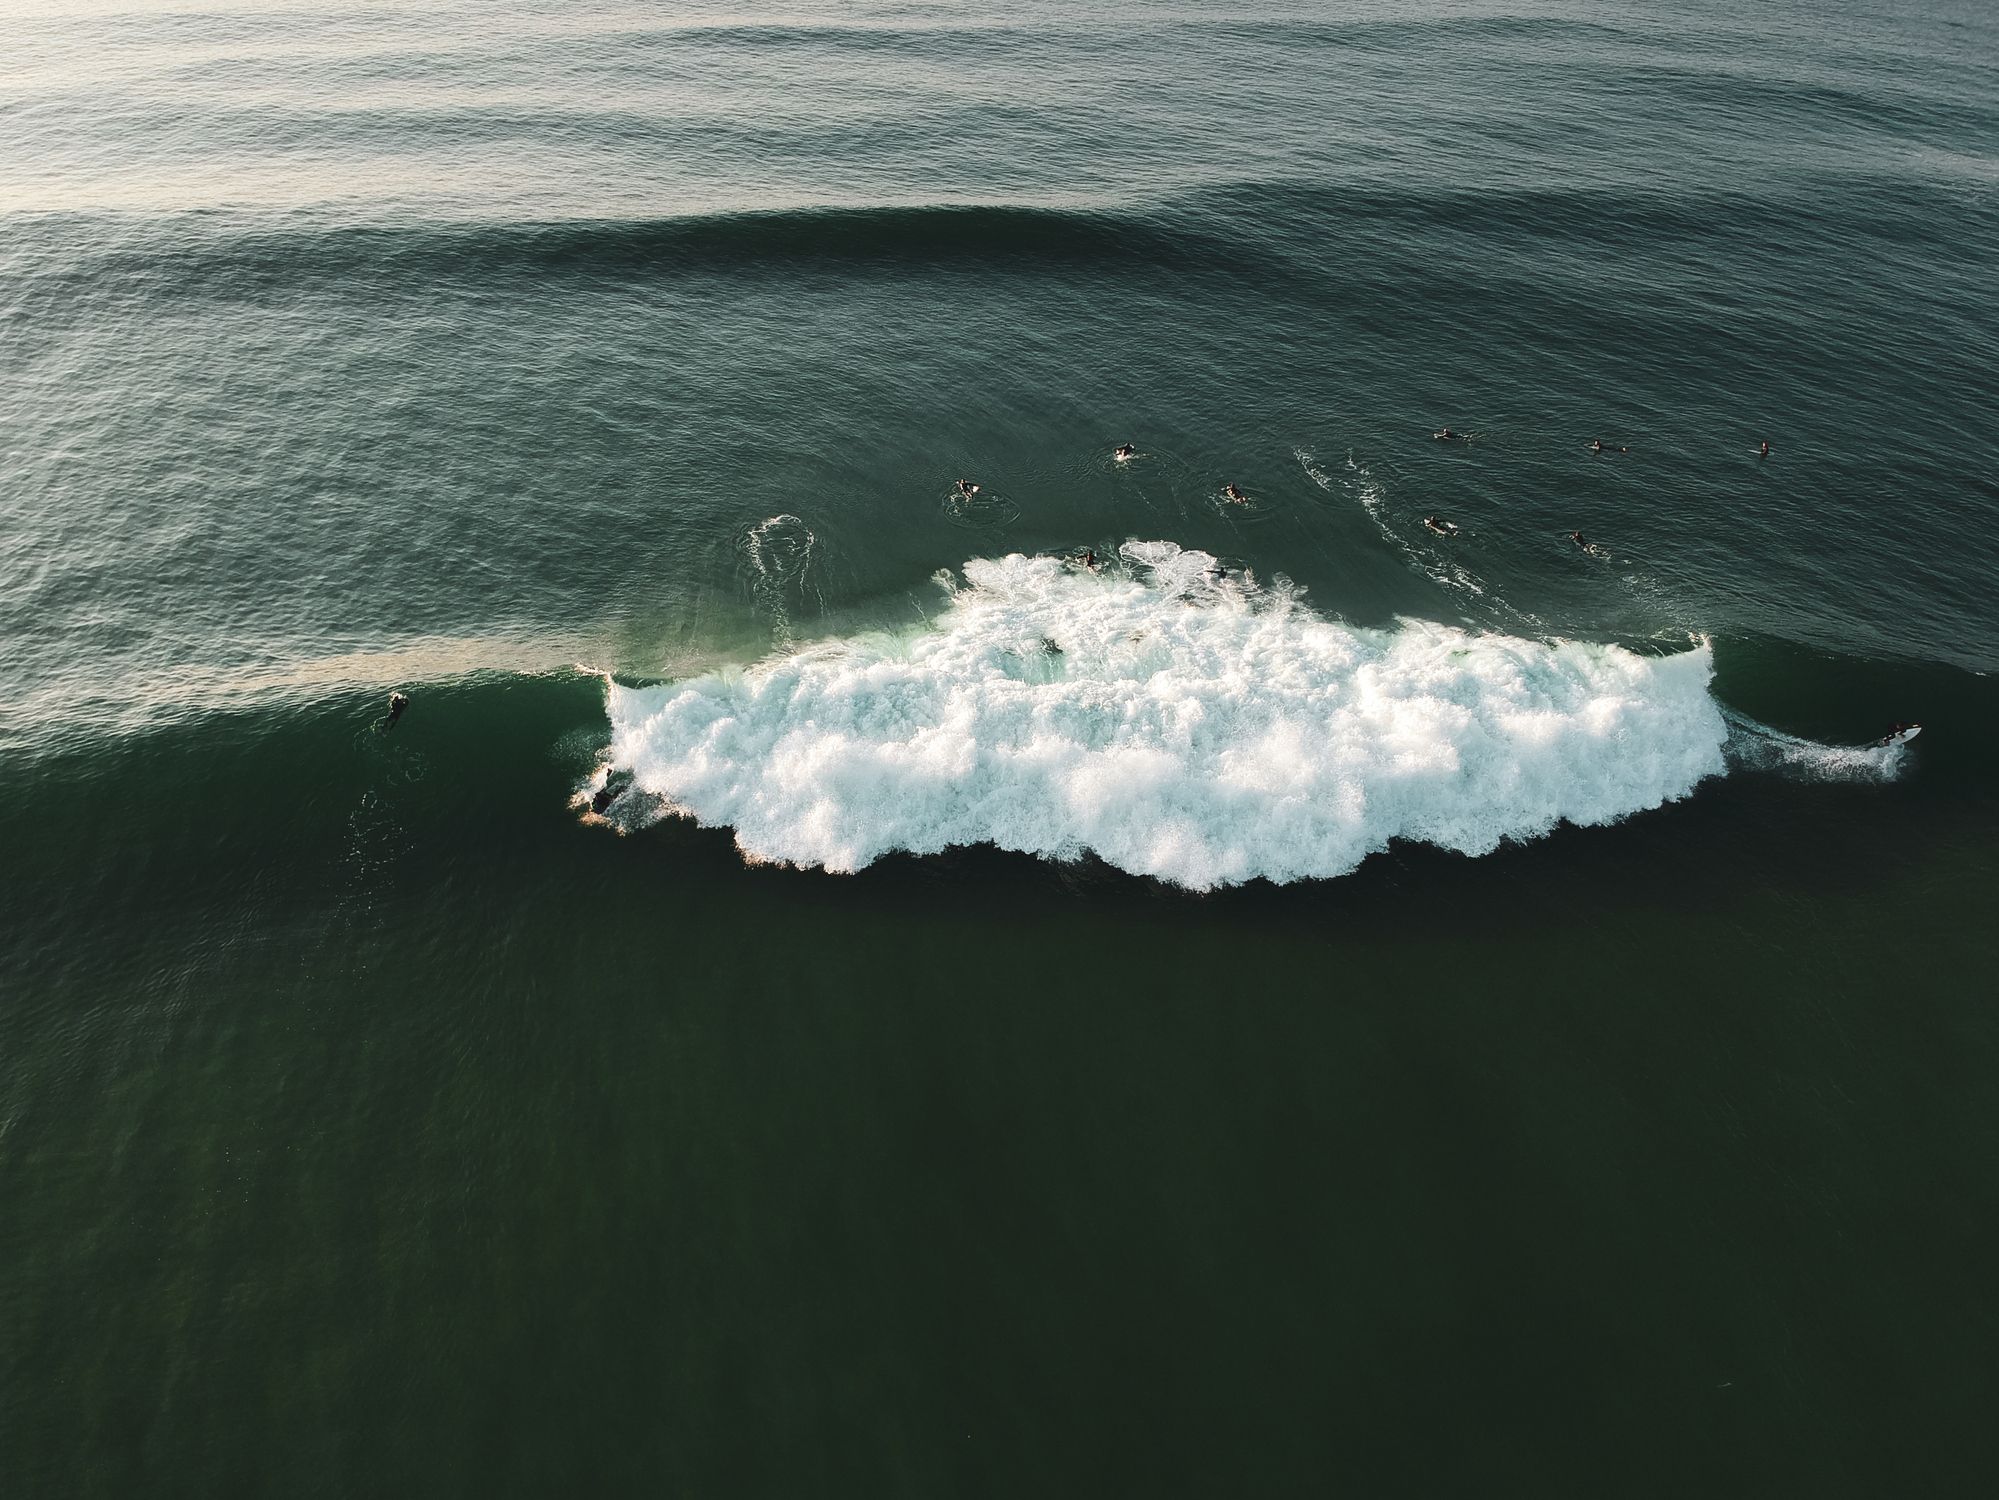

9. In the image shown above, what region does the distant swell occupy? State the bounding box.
[603,542,1733,890]
[44,202,1243,295]
[21,176,1988,299]
[430,203,1215,270]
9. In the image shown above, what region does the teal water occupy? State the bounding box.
[5,1,1999,1492]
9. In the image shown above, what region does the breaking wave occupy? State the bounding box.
[601,541,1738,889]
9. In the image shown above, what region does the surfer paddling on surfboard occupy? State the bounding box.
[1570,530,1607,556]
[1423,515,1460,537]
[1222,483,1249,505]
[1880,722,1921,747]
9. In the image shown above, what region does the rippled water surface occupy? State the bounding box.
[4,2,1998,1493]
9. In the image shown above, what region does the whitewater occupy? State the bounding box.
[598,541,1740,889]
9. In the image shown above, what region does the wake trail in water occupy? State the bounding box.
[741,514,819,650]
[1299,449,1540,626]
[602,541,1752,890]
[1721,709,1912,783]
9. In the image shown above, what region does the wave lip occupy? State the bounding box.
[604,543,1730,890]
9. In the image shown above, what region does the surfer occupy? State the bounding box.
[1080,548,1098,571]
[954,478,981,498]
[1114,444,1136,462]
[1880,721,1920,746]
[1760,439,1770,458]
[1223,483,1248,504]
[1590,439,1629,454]
[590,768,633,816]
[384,691,409,731]
[1423,515,1459,537]
[1569,530,1592,551]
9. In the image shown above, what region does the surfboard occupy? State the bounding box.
[1882,725,1921,747]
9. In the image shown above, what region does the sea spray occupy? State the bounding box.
[604,542,1733,888]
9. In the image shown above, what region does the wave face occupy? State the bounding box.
[27,178,1982,301]
[604,543,1730,890]
[21,202,1233,303]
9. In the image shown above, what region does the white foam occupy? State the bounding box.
[1722,711,1909,783]
[604,542,1733,889]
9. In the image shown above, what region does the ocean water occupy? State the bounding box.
[4,1,1998,1492]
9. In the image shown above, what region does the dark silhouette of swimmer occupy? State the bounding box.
[1590,439,1629,454]
[1423,515,1459,537]
[590,769,633,815]
[1114,444,1136,461]
[1223,483,1248,504]
[1433,428,1456,441]
[384,691,409,730]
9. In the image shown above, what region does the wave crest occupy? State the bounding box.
[42,202,1233,298]
[604,543,1731,889]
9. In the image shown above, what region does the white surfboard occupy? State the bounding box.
[1882,725,1921,747]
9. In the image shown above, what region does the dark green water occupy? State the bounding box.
[4,2,1999,1493]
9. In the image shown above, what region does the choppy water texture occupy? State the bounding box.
[4,2,1999,1494]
